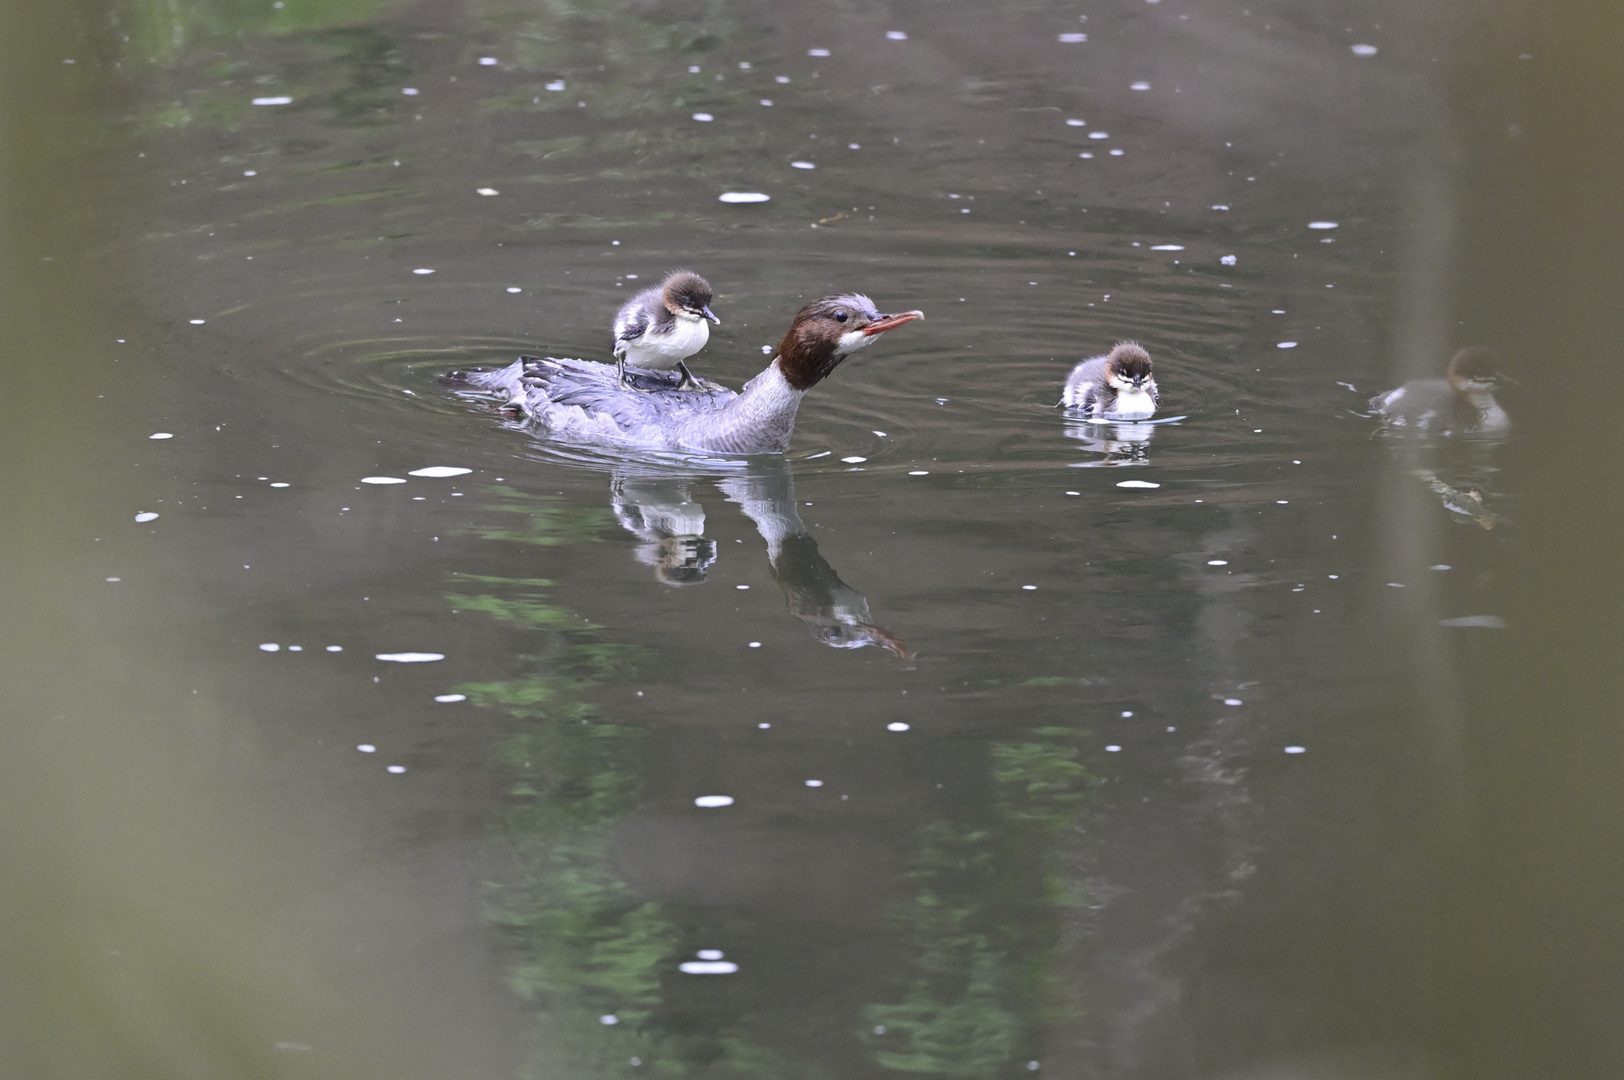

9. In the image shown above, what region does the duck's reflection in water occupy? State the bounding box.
[607,461,909,657]
[610,474,716,585]
[1063,416,1158,465]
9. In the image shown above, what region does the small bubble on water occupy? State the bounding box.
[326,645,342,652]
[357,744,375,753]
[600,1014,618,1025]
[1122,710,1134,718]
[259,643,280,652]
[808,48,831,57]
[150,432,173,439]
[1058,32,1088,43]
[806,779,824,787]
[692,112,714,121]
[886,30,908,40]
[1130,81,1150,90]
[386,765,406,774]
[134,512,159,522]
[1284,746,1307,754]
[695,795,734,807]
[1350,44,1378,56]
[1278,341,1298,349]
[434,694,467,703]
[1105,745,1121,752]
[1207,560,1229,566]
[888,722,910,732]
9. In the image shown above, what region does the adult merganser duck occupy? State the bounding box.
[1062,342,1158,419]
[1369,346,1511,438]
[612,270,720,390]
[451,294,922,456]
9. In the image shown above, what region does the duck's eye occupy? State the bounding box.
[834,310,848,323]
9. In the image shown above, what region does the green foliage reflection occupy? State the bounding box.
[863,728,1097,1076]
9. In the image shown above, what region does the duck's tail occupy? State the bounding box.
[440,357,534,407]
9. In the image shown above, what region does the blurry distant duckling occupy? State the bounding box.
[1062,342,1159,419]
[1369,346,1511,438]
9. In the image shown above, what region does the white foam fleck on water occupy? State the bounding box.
[1284,746,1307,754]
[1130,81,1151,90]
[1089,131,1109,139]
[412,267,434,275]
[545,79,566,91]
[259,643,280,652]
[1308,221,1338,229]
[790,161,815,169]
[270,482,289,488]
[479,57,497,65]
[477,187,499,196]
[909,470,929,476]
[189,319,205,325]
[1207,560,1229,566]
[357,744,375,753]
[1065,491,1079,495]
[758,722,771,729]
[105,577,121,582]
[806,779,824,787]
[1224,698,1243,706]
[401,87,418,96]
[1122,710,1134,718]
[694,795,734,808]
[1221,254,1238,265]
[697,949,724,960]
[1022,585,1037,591]
[736,584,750,590]
[719,192,770,203]
[1431,564,1452,571]
[1150,245,1184,251]
[600,1015,618,1025]
[887,722,910,732]
[1350,44,1378,56]
[361,476,407,484]
[251,96,292,105]
[886,30,908,40]
[679,960,739,974]
[1105,745,1122,752]
[1116,480,1159,489]
[1439,615,1507,629]
[409,466,472,478]
[1109,149,1124,156]
[840,455,867,463]
[808,48,831,57]
[1079,152,1093,158]
[776,75,791,83]
[386,765,406,774]
[1058,32,1088,43]
[748,641,761,648]
[435,694,467,703]
[760,99,773,106]
[1278,341,1298,349]
[506,286,521,293]
[150,432,173,440]
[692,112,714,122]
[134,512,159,522]
[1066,118,1086,126]
[287,646,302,652]
[375,652,444,663]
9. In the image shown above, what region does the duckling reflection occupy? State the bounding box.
[607,462,908,657]
[610,474,716,585]
[1062,416,1157,465]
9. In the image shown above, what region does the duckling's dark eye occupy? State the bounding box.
[834,310,848,323]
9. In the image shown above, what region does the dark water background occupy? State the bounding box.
[4,0,1623,1077]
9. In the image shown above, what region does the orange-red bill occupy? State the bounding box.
[863,309,924,336]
